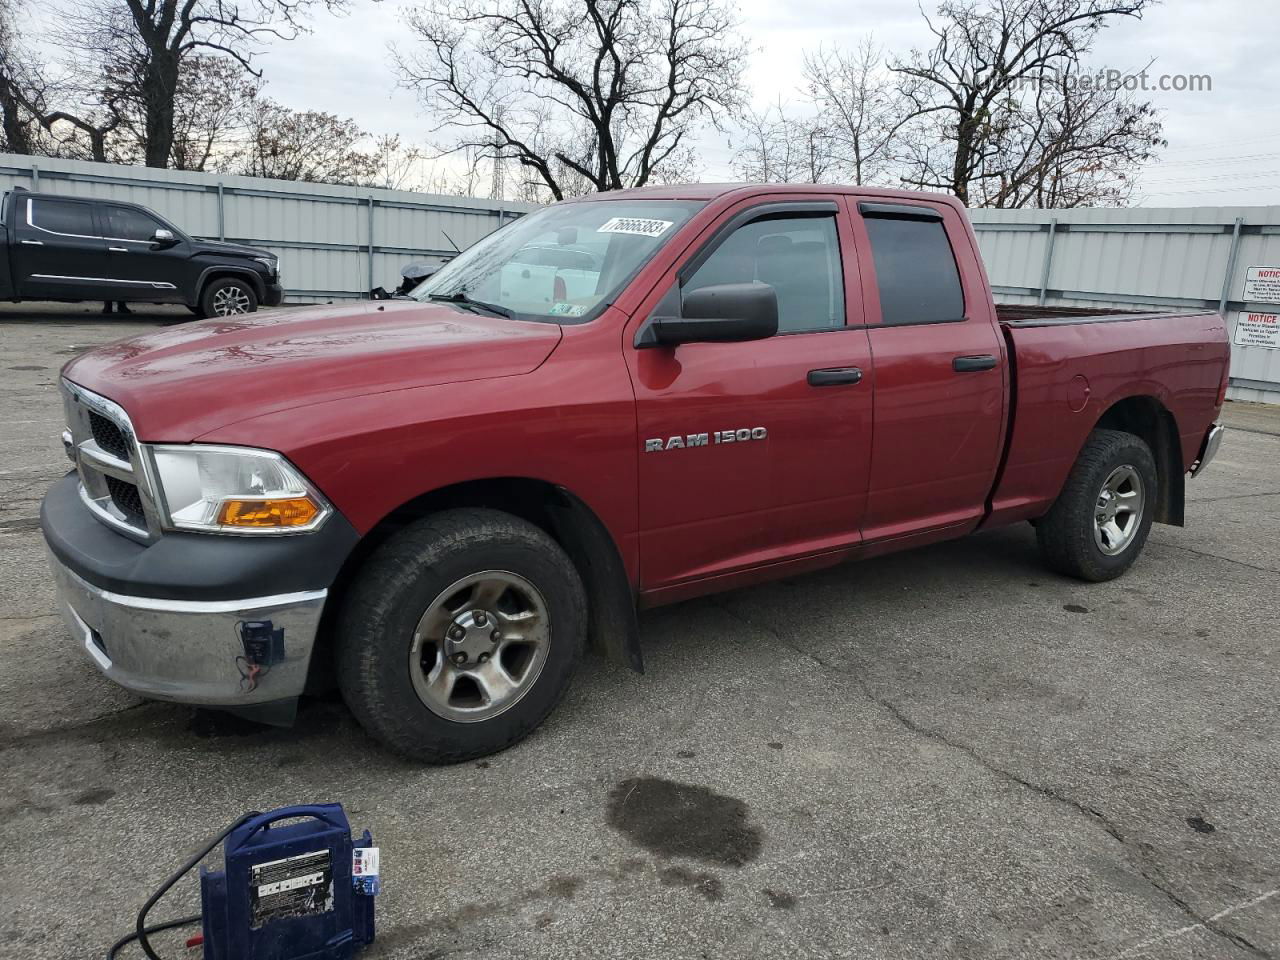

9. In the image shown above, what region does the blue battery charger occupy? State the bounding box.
[105,803,377,960]
[200,804,376,960]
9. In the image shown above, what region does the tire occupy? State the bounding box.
[1036,428,1158,582]
[197,277,258,318]
[335,508,587,763]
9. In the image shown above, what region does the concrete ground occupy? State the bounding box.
[0,306,1277,960]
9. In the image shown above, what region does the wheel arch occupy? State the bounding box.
[195,265,266,306]
[313,477,642,690]
[1092,394,1184,526]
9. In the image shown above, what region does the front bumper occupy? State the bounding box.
[41,472,359,711]
[48,551,325,706]
[263,281,285,307]
[1190,422,1225,478]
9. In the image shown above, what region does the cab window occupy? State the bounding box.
[28,198,98,237]
[683,215,845,334]
[105,205,167,243]
[862,213,965,325]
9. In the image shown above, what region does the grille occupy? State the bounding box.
[64,379,153,539]
[89,411,130,461]
[105,475,145,526]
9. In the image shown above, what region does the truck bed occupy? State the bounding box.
[995,304,1176,325]
[987,308,1229,528]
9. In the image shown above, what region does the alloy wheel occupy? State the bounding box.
[408,570,551,722]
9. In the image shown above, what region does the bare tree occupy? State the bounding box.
[0,0,80,157]
[732,101,833,184]
[977,63,1163,207]
[42,0,345,169]
[803,38,912,186]
[369,134,428,191]
[0,0,36,153]
[236,99,378,184]
[394,0,748,200]
[100,55,263,170]
[892,0,1161,206]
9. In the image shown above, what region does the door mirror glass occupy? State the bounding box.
[644,282,779,347]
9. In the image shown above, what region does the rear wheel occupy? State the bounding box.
[1036,428,1158,581]
[197,277,258,318]
[336,508,586,763]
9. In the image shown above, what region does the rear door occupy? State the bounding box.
[101,204,190,300]
[10,196,110,300]
[848,198,1006,541]
[625,196,874,590]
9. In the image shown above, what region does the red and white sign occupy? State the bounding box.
[1234,311,1280,349]
[1243,266,1280,304]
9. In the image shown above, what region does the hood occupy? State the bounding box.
[190,237,272,258]
[63,300,563,440]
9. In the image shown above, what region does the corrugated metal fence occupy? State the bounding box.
[2,155,1277,403]
[0,153,534,303]
[970,206,1280,404]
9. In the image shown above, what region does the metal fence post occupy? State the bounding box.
[30,162,39,190]
[1219,217,1243,315]
[217,182,226,241]
[366,196,376,299]
[1038,219,1058,306]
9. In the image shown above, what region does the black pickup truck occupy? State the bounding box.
[0,188,283,317]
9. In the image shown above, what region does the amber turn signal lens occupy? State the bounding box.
[216,497,320,528]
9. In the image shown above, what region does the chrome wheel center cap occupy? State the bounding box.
[445,609,500,662]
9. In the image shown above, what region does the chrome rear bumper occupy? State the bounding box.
[48,550,326,706]
[1190,423,1225,478]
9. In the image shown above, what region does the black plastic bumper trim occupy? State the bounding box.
[41,472,359,602]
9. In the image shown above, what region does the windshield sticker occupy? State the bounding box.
[597,217,673,238]
[548,302,588,317]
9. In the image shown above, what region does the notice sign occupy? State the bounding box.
[1234,312,1280,349]
[1243,266,1280,304]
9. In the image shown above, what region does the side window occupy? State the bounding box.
[28,198,99,237]
[105,205,165,242]
[684,215,845,334]
[862,214,964,325]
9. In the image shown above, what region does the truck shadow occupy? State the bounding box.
[0,303,193,325]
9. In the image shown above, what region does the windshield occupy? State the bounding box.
[411,200,704,321]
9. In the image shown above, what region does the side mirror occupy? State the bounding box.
[642,282,778,347]
[151,228,176,246]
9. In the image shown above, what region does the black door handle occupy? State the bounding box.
[953,355,997,372]
[808,366,863,387]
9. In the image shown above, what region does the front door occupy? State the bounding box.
[848,198,1007,541]
[100,204,189,301]
[10,196,110,300]
[625,198,874,591]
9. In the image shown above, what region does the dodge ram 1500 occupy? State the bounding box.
[41,184,1230,762]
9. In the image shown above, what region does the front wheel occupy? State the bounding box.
[336,508,586,763]
[197,277,259,318]
[1036,428,1158,582]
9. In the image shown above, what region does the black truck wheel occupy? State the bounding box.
[1036,428,1158,582]
[335,508,587,763]
[198,277,259,318]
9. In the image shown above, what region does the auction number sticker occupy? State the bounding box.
[598,217,673,237]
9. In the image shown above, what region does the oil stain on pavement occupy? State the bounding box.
[606,776,762,867]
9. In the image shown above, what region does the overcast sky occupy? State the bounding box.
[96,0,1280,206]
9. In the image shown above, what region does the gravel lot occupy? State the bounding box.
[1,306,1277,960]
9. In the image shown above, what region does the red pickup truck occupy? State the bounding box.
[42,184,1229,762]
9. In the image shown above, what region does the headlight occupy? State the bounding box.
[254,256,279,277]
[147,444,331,534]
